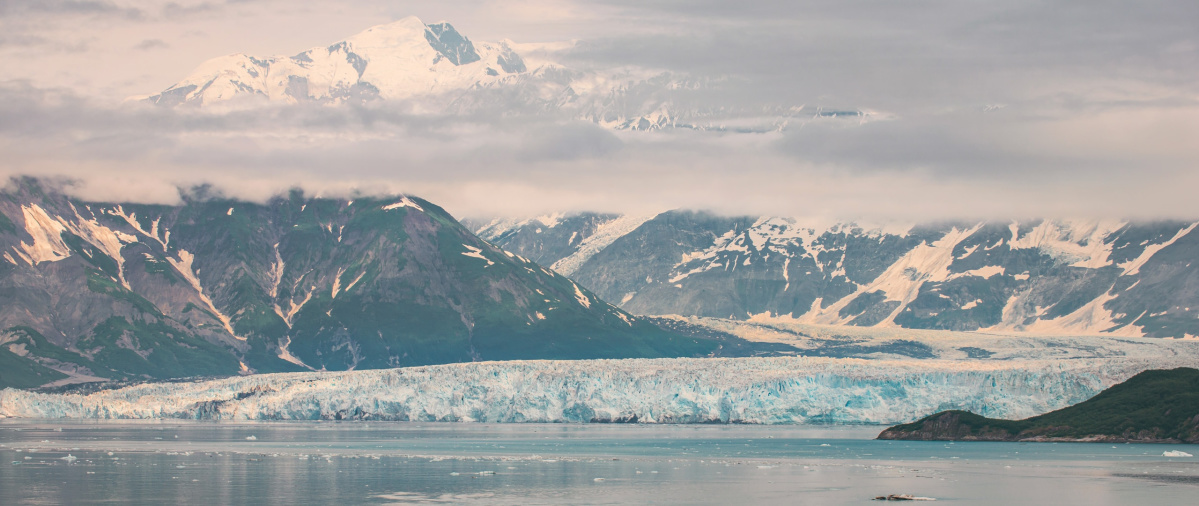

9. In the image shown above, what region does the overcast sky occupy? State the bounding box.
[1,0,1196,220]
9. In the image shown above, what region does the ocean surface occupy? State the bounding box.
[1,421,1197,505]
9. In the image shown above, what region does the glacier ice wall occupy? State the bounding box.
[9,354,1199,422]
[2,357,1196,424]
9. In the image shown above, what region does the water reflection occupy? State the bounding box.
[1,421,1197,505]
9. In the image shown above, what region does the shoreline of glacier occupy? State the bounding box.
[3,356,1198,424]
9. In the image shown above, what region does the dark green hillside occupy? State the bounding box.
[878,368,1199,443]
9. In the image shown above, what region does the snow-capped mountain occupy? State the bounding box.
[471,212,1199,338]
[0,179,747,389]
[144,16,846,132]
[148,17,526,107]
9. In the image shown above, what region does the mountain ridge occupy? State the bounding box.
[0,179,741,389]
[471,211,1199,338]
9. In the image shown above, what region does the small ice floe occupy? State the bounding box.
[61,454,77,462]
[1163,450,1194,458]
[476,471,495,475]
[820,444,831,447]
[873,495,936,501]
[593,478,606,482]
[245,436,257,441]
[449,472,460,476]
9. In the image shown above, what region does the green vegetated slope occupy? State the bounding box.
[0,178,744,389]
[878,368,1199,443]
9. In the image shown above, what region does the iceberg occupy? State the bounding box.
[4,356,1198,424]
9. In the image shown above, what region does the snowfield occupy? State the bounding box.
[4,354,1198,424]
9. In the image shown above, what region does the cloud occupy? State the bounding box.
[516,122,623,161]
[0,0,144,20]
[1,80,1196,222]
[161,2,224,19]
[133,38,170,50]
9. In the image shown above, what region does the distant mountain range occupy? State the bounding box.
[469,211,1199,338]
[142,16,859,132]
[0,179,744,389]
[6,175,1196,391]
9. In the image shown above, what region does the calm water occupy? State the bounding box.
[2,421,1197,505]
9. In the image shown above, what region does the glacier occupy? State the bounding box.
[3,356,1197,424]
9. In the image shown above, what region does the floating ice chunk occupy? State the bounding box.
[245,435,257,441]
[1163,450,1193,457]
[61,454,77,462]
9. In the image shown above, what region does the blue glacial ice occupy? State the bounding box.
[4,356,1197,424]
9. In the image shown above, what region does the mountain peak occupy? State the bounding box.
[343,16,431,50]
[423,21,481,65]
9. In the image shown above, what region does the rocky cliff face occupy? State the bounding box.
[474,211,1199,338]
[0,180,718,388]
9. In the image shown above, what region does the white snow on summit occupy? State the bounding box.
[144,17,864,132]
[148,16,526,107]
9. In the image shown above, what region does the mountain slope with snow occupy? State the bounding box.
[0,179,749,389]
[474,212,1199,338]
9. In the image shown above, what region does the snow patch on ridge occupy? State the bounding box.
[383,196,424,212]
[989,287,1144,337]
[15,205,71,265]
[277,336,314,370]
[800,224,983,325]
[572,281,591,308]
[168,249,246,341]
[550,214,658,276]
[461,244,494,266]
[1119,222,1198,276]
[1008,219,1126,269]
[107,206,169,251]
